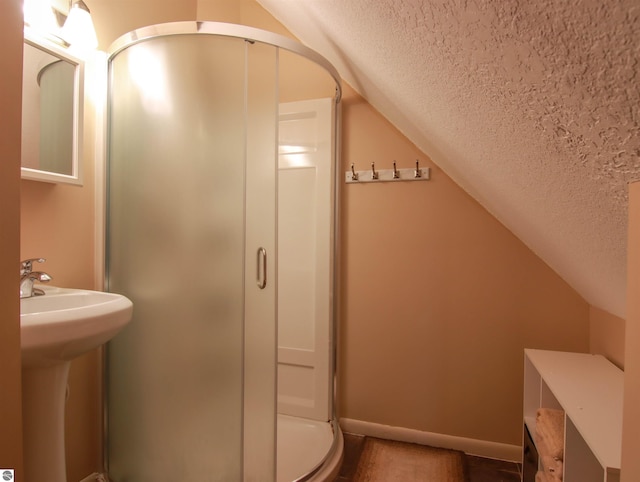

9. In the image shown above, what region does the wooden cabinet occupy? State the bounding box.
[523,349,623,482]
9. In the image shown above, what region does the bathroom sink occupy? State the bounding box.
[20,285,133,482]
[20,285,133,366]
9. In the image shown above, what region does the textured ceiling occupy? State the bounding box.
[258,0,640,318]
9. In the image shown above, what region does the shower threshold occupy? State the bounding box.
[277,414,343,482]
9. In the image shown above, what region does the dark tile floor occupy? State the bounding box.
[335,433,522,482]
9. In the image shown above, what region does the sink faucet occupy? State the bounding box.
[20,258,52,299]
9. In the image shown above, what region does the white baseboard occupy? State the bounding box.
[339,418,522,463]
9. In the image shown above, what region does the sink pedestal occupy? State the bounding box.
[22,362,71,482]
[20,286,133,482]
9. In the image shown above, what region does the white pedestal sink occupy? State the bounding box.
[21,286,133,482]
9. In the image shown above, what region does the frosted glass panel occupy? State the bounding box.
[243,41,277,481]
[107,35,247,481]
[105,24,340,482]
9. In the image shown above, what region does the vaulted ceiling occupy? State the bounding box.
[258,0,640,318]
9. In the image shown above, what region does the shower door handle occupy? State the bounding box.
[256,247,267,289]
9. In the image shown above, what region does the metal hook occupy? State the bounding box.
[351,163,358,181]
[392,161,399,179]
[371,162,379,180]
[414,159,422,178]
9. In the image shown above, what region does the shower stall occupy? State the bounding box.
[104,22,342,481]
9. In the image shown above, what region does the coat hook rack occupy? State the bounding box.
[345,160,430,183]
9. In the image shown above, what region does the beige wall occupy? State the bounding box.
[16,0,598,476]
[590,306,625,369]
[0,0,24,477]
[89,1,196,51]
[338,83,590,445]
[20,50,101,482]
[20,181,102,480]
[622,181,640,481]
[197,0,295,36]
[21,20,103,479]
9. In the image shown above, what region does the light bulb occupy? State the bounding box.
[61,0,98,54]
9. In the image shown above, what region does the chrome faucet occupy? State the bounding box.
[20,258,52,298]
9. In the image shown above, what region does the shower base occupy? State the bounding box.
[277,414,344,482]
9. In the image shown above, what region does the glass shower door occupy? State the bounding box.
[106,32,277,481]
[243,40,278,481]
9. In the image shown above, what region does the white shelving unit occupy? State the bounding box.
[523,349,624,482]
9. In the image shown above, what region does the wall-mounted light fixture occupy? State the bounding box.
[23,0,98,54]
[60,0,98,53]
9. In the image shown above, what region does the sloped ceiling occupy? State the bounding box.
[257,0,640,318]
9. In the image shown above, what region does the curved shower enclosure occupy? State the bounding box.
[104,22,342,481]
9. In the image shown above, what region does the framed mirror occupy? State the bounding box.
[21,29,84,185]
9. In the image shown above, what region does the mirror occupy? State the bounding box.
[21,30,84,185]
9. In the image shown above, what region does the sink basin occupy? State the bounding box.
[20,285,133,482]
[21,285,133,367]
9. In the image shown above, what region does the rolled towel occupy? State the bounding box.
[536,469,562,482]
[535,471,547,482]
[535,408,565,460]
[541,454,563,481]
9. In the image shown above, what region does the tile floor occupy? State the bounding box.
[334,433,522,482]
